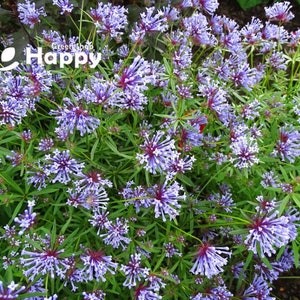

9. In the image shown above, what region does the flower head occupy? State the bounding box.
[120,253,150,288]
[190,243,232,278]
[89,2,128,39]
[245,210,291,257]
[45,149,84,184]
[80,249,117,282]
[147,181,185,222]
[50,98,100,136]
[100,218,131,250]
[20,246,69,281]
[18,0,46,28]
[0,281,25,300]
[265,1,294,23]
[137,131,178,174]
[53,0,74,15]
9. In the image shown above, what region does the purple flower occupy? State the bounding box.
[255,261,283,282]
[17,0,46,28]
[0,281,25,300]
[266,51,288,70]
[245,210,291,257]
[50,98,100,136]
[14,200,36,235]
[81,78,118,107]
[190,243,232,278]
[89,210,110,234]
[230,136,259,169]
[26,162,48,190]
[273,127,300,162]
[20,129,32,142]
[191,285,233,300]
[198,80,233,124]
[63,256,84,291]
[6,150,24,167]
[100,218,131,250]
[240,17,263,45]
[45,149,84,184]
[115,55,152,93]
[191,0,219,15]
[265,1,294,23]
[135,285,162,300]
[38,138,54,152]
[242,275,275,299]
[137,131,178,174]
[146,274,166,291]
[20,247,69,281]
[129,7,168,43]
[53,0,74,15]
[164,242,182,258]
[182,12,216,46]
[83,290,106,300]
[121,181,151,213]
[67,186,109,210]
[90,2,128,39]
[120,253,150,288]
[79,249,117,282]
[147,181,185,222]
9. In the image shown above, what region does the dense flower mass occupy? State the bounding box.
[1,0,300,298]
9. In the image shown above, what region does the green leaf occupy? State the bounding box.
[236,0,264,10]
[0,172,24,195]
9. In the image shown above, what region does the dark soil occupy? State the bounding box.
[216,2,300,299]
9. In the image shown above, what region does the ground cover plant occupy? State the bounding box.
[0,0,300,299]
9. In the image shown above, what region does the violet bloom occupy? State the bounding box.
[240,17,263,45]
[130,7,168,43]
[137,131,178,174]
[230,136,259,169]
[100,218,131,250]
[191,0,219,15]
[164,242,182,258]
[182,12,217,46]
[45,149,84,184]
[121,181,151,213]
[0,281,25,299]
[135,285,162,300]
[20,247,69,281]
[242,275,275,299]
[17,0,46,28]
[53,0,74,15]
[50,98,100,136]
[38,138,54,152]
[20,129,32,142]
[67,186,109,210]
[83,290,106,300]
[147,181,185,222]
[26,161,48,190]
[115,55,151,93]
[80,249,117,282]
[191,285,233,300]
[81,78,118,107]
[190,243,232,278]
[265,1,294,23]
[245,210,291,257]
[120,253,150,288]
[89,2,128,39]
[14,200,36,235]
[273,127,300,163]
[89,210,110,234]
